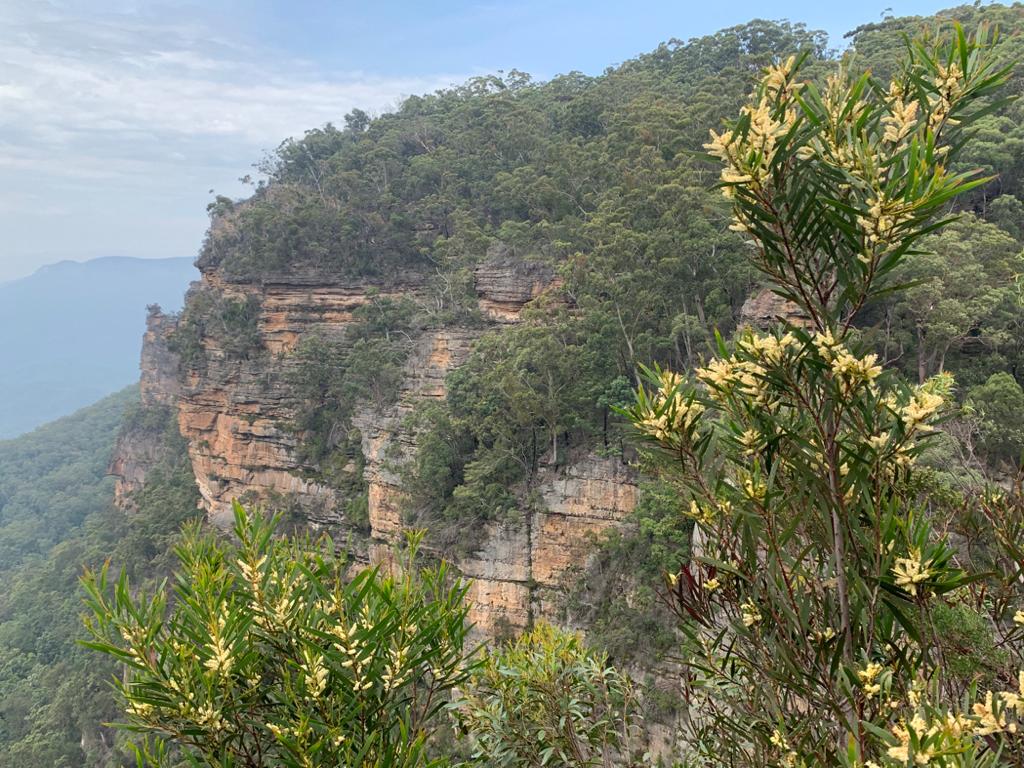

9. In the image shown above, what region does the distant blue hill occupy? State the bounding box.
[0,256,196,438]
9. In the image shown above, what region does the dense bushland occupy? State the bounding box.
[186,6,1024,588]
[0,391,202,766]
[4,4,1024,764]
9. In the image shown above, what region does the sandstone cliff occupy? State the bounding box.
[109,305,185,510]
[738,288,812,330]
[115,252,638,637]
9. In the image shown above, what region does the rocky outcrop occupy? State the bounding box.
[460,456,639,637]
[354,327,483,543]
[120,253,638,636]
[108,406,176,511]
[175,273,425,527]
[474,244,563,323]
[109,307,185,509]
[739,288,812,330]
[140,305,183,406]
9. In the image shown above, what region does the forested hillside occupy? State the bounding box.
[0,390,200,767]
[3,4,1024,765]
[195,3,1024,520]
[184,2,1024,659]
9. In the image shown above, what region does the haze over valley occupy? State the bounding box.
[0,256,195,438]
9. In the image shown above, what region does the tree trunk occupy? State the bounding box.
[916,324,928,384]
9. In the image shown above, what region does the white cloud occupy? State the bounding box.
[0,0,467,280]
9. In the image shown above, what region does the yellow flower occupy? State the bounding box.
[1001,671,1024,717]
[889,715,935,763]
[900,391,943,429]
[237,554,267,583]
[304,654,329,698]
[704,578,721,592]
[127,700,154,718]
[1013,610,1024,627]
[769,728,789,750]
[204,634,233,675]
[739,331,797,365]
[809,627,836,643]
[763,55,796,95]
[638,380,704,445]
[882,95,919,144]
[686,499,716,525]
[893,550,931,596]
[741,599,762,627]
[739,428,760,455]
[743,476,767,501]
[696,357,736,389]
[857,661,883,683]
[887,745,909,762]
[933,62,963,96]
[857,661,884,699]
[973,690,1016,735]
[830,350,882,384]
[703,129,735,161]
[195,703,225,732]
[813,329,839,358]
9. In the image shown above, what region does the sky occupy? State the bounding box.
[0,0,983,282]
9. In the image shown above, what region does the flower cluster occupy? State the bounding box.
[892,549,933,597]
[856,194,915,260]
[882,82,920,145]
[815,330,883,387]
[741,599,763,628]
[928,62,964,132]
[203,615,233,676]
[875,673,1024,764]
[634,368,705,446]
[303,652,329,699]
[898,390,944,431]
[858,661,886,700]
[703,58,800,201]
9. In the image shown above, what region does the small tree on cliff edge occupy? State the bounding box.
[625,25,1024,767]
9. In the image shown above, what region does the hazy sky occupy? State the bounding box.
[0,0,979,281]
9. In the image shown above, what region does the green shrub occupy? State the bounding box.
[81,506,475,768]
[455,622,643,767]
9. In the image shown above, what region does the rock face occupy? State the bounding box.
[109,307,185,510]
[140,305,183,406]
[459,456,639,637]
[739,288,813,330]
[174,273,426,527]
[118,255,637,637]
[473,244,563,323]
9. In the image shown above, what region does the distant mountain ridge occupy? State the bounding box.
[0,256,196,438]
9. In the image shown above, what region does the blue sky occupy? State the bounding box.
[0,0,985,281]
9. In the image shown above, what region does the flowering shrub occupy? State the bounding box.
[455,622,643,767]
[624,25,1024,767]
[81,503,475,768]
